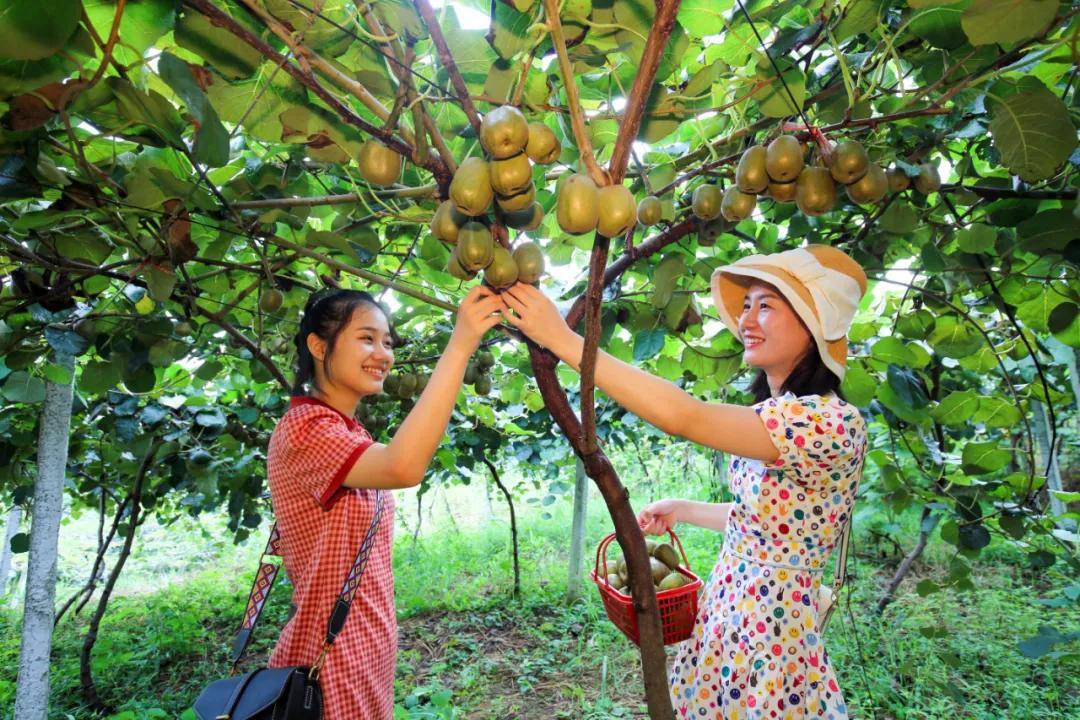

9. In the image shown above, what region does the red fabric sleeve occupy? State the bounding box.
[280,407,374,510]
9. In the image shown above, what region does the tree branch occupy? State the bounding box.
[412,0,485,138]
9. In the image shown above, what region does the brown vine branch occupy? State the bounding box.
[230,184,438,209]
[412,0,485,139]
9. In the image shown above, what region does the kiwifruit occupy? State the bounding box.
[767,180,798,203]
[480,105,529,159]
[721,186,756,222]
[649,557,671,584]
[512,241,545,284]
[796,166,837,217]
[658,572,691,591]
[556,173,599,234]
[645,539,658,556]
[504,202,544,231]
[735,145,769,194]
[464,362,479,385]
[489,152,533,196]
[383,373,400,394]
[457,222,495,272]
[474,375,492,396]
[765,134,804,182]
[357,140,402,186]
[637,196,662,226]
[483,246,519,289]
[477,350,495,369]
[446,247,474,280]
[886,167,910,192]
[691,184,722,221]
[259,288,283,313]
[829,141,869,185]
[606,573,621,588]
[415,373,430,393]
[525,122,560,164]
[450,157,494,216]
[653,542,680,570]
[596,184,637,238]
[496,183,535,212]
[174,320,194,337]
[430,200,468,242]
[913,162,941,194]
[397,372,418,398]
[845,163,888,205]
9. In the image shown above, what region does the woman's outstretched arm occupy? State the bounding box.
[501,283,779,462]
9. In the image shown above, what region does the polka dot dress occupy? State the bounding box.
[670,392,867,719]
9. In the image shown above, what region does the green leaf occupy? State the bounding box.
[158,52,230,166]
[916,579,940,596]
[908,2,968,50]
[1,370,45,403]
[972,396,1022,429]
[837,0,887,41]
[1016,290,1060,333]
[488,3,532,61]
[878,203,920,234]
[755,56,805,118]
[841,365,876,407]
[205,62,308,143]
[651,254,686,309]
[0,0,81,60]
[931,389,980,426]
[633,328,666,362]
[10,532,28,553]
[958,523,990,550]
[677,0,731,40]
[43,362,73,385]
[1018,209,1077,253]
[85,0,176,62]
[927,316,982,358]
[107,77,186,148]
[988,76,1077,183]
[175,9,262,80]
[146,264,177,302]
[955,223,996,253]
[961,441,1010,474]
[961,0,1058,46]
[870,336,915,366]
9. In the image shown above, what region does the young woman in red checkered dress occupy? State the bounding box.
[266,285,505,720]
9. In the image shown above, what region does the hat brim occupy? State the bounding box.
[710,265,849,380]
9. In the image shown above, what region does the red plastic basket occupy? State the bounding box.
[590,530,703,646]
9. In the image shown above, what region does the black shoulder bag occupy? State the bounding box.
[193,490,385,720]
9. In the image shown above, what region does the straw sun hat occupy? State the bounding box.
[710,245,868,379]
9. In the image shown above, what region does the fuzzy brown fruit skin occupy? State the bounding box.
[828,141,870,185]
[457,221,495,272]
[489,152,533,196]
[721,186,757,222]
[735,145,769,194]
[525,122,560,164]
[450,157,494,216]
[357,140,402,186]
[637,195,662,225]
[765,134,804,182]
[596,184,637,238]
[845,163,888,205]
[796,166,838,216]
[496,183,535,212]
[259,288,283,313]
[480,105,529,159]
[512,241,545,284]
[430,200,468,242]
[914,163,941,194]
[556,173,599,234]
[483,246,519,289]
[446,247,474,280]
[691,184,723,221]
[767,180,798,203]
[504,202,544,231]
[886,167,910,192]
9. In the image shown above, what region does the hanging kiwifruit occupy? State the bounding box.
[431,199,468,242]
[480,105,530,159]
[496,183,535,212]
[489,152,533,197]
[446,247,474,280]
[474,375,492,396]
[637,195,662,226]
[845,164,888,205]
[457,221,495,272]
[721,186,757,222]
[913,162,941,194]
[513,241,545,284]
[464,361,479,385]
[383,373,401,394]
[596,184,637,238]
[767,180,798,203]
[886,167,910,192]
[525,122,560,164]
[556,173,599,234]
[483,246,519,289]
[358,140,402,186]
[735,145,769,194]
[259,288,283,313]
[477,350,495,369]
[796,166,837,216]
[397,372,418,398]
[828,140,869,185]
[450,157,494,216]
[504,202,544,231]
[765,135,804,182]
[416,373,430,393]
[691,184,722,221]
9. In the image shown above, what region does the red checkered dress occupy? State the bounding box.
[267,396,397,720]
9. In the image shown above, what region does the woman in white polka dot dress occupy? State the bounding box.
[502,245,869,718]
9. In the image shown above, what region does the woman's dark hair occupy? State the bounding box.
[743,280,843,404]
[291,289,396,397]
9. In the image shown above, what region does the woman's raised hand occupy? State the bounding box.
[638,499,683,536]
[451,285,507,351]
[500,282,572,350]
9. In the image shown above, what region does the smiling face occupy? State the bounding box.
[308,304,395,399]
[737,281,815,376]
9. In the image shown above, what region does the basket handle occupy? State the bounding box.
[594,528,691,586]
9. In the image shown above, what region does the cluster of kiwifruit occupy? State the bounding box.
[605,539,692,597]
[380,368,431,400]
[433,106,556,288]
[688,135,942,222]
[554,171,640,239]
[464,349,496,396]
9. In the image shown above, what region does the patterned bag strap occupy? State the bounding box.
[309,490,385,680]
[818,520,850,634]
[230,525,285,668]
